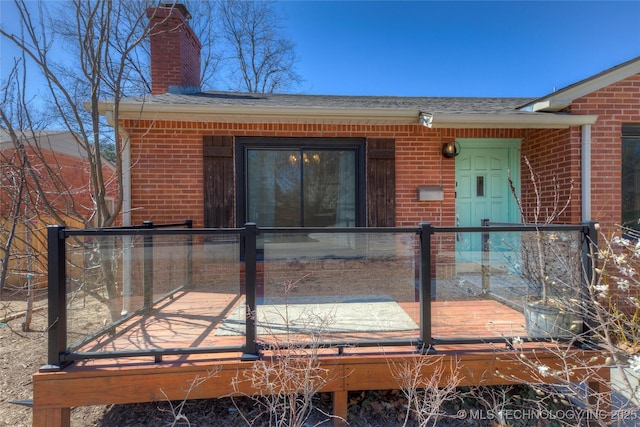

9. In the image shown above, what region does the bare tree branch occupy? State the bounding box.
[219,0,301,93]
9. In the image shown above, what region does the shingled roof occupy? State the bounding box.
[125,91,533,115]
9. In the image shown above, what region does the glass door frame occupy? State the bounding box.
[235,137,367,228]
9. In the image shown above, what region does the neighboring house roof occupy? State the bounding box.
[1,129,84,158]
[100,91,598,129]
[518,55,640,112]
[0,128,115,171]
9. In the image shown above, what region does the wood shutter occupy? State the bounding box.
[203,135,234,228]
[366,138,395,227]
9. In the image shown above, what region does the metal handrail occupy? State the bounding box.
[43,220,598,370]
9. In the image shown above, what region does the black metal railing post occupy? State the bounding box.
[481,218,491,294]
[242,222,259,359]
[581,221,599,342]
[42,225,67,371]
[185,219,193,289]
[143,221,154,313]
[418,222,434,352]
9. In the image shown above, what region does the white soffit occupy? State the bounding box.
[430,113,598,129]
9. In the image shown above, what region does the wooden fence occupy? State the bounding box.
[0,214,85,290]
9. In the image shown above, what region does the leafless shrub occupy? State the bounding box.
[508,155,579,308]
[231,275,339,427]
[159,369,221,427]
[466,385,518,427]
[503,157,640,425]
[502,335,616,426]
[389,353,462,426]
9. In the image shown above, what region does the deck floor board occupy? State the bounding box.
[76,290,527,355]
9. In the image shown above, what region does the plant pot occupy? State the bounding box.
[524,299,582,338]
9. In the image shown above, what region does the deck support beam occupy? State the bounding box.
[32,407,70,427]
[332,390,348,426]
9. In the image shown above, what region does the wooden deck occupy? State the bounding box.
[72,290,528,354]
[32,291,609,427]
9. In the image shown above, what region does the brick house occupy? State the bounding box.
[29,8,631,422]
[0,129,116,223]
[0,129,116,288]
[97,4,639,237]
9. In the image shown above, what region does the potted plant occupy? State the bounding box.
[508,156,584,338]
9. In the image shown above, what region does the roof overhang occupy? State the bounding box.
[428,113,598,129]
[96,101,422,125]
[519,56,640,112]
[95,101,598,129]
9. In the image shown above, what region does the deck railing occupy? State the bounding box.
[43,221,599,370]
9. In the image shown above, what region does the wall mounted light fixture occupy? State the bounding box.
[442,140,460,158]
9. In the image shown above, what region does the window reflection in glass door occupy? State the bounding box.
[246,149,356,227]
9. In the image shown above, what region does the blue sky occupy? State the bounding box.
[276,1,640,97]
[1,1,639,99]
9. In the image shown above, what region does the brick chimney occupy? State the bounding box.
[146,4,201,95]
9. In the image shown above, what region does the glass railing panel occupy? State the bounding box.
[258,231,419,345]
[65,234,138,351]
[431,228,584,341]
[147,234,189,301]
[431,231,493,341]
[509,229,584,339]
[65,232,245,354]
[191,234,244,346]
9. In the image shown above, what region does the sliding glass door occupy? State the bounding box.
[238,138,365,228]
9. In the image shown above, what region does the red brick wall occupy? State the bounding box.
[123,120,530,228]
[0,145,116,224]
[568,73,640,232]
[521,128,582,224]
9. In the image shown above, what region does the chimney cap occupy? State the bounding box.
[160,3,191,19]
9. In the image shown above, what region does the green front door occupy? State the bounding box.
[455,139,520,261]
